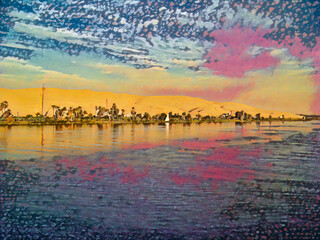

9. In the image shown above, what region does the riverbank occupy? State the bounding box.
[0,118,308,126]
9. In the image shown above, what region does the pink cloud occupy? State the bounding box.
[145,83,253,101]
[204,26,320,113]
[204,27,281,78]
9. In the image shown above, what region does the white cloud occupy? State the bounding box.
[9,11,40,21]
[13,22,100,45]
[0,56,27,63]
[0,42,35,50]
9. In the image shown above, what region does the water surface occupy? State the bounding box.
[1,121,319,239]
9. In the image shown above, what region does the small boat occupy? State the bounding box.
[165,114,170,122]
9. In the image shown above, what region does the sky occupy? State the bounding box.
[0,0,319,114]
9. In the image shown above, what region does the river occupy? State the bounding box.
[0,121,319,239]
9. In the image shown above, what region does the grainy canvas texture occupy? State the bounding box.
[0,0,319,239]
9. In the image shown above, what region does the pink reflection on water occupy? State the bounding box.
[56,135,269,190]
[58,156,150,184]
[119,165,150,184]
[170,174,200,186]
[169,144,266,189]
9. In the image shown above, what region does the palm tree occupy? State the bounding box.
[74,106,82,119]
[152,114,160,121]
[109,103,115,120]
[120,109,125,120]
[3,109,12,118]
[131,107,136,121]
[182,112,186,121]
[186,114,192,122]
[159,113,167,121]
[115,107,119,120]
[56,107,66,120]
[1,101,8,115]
[51,105,58,119]
[143,112,151,121]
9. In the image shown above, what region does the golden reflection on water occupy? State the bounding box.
[0,121,316,160]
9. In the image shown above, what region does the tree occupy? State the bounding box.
[182,112,186,121]
[3,109,12,118]
[131,107,137,121]
[152,114,160,121]
[51,105,59,119]
[120,109,125,120]
[74,106,83,119]
[136,113,142,121]
[186,114,192,122]
[0,101,9,116]
[110,103,119,121]
[143,112,151,121]
[159,113,167,121]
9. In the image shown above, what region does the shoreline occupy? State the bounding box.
[0,118,311,126]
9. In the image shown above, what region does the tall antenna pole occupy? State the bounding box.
[41,84,45,116]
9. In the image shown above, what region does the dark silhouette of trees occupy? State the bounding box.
[131,107,137,121]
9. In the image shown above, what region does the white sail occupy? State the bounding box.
[165,114,170,122]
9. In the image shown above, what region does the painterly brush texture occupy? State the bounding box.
[1,1,320,239]
[1,122,320,239]
[0,0,319,113]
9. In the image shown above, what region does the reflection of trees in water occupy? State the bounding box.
[130,123,135,143]
[54,125,64,131]
[0,127,9,152]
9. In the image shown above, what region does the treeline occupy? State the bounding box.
[0,101,293,123]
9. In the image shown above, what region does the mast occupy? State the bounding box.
[41,84,45,116]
